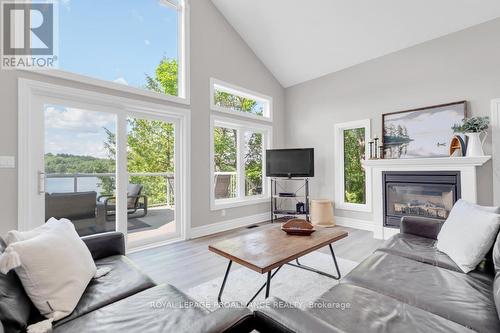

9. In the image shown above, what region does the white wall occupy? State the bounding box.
[285,18,500,222]
[0,0,285,235]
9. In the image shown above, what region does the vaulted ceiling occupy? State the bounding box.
[212,0,500,87]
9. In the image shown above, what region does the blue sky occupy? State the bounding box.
[58,0,178,88]
[45,1,178,159]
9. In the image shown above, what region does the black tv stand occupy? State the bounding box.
[271,178,310,223]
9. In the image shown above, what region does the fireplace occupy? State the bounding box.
[382,171,461,228]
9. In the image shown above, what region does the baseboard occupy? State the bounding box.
[189,212,270,239]
[334,216,375,232]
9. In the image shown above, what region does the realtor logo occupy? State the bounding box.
[1,1,58,69]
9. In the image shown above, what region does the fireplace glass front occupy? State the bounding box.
[383,171,460,228]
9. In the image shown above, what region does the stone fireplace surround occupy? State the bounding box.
[363,156,491,239]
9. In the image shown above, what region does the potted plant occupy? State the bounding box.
[452,116,490,156]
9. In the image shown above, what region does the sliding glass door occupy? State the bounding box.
[20,82,188,250]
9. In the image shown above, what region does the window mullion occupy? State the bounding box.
[237,128,245,199]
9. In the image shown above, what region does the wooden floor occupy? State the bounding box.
[128,222,383,291]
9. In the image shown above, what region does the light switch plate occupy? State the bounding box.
[0,156,15,168]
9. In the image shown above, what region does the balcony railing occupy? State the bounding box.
[46,172,175,207]
[214,171,263,199]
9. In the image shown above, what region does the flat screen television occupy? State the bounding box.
[266,148,314,177]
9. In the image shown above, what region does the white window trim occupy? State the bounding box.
[210,78,273,122]
[210,115,272,210]
[18,78,191,249]
[334,119,372,212]
[21,0,190,105]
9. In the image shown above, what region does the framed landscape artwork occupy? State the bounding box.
[382,101,467,159]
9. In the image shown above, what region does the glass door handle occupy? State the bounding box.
[38,171,46,194]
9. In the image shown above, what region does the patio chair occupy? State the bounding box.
[214,174,232,199]
[96,184,148,221]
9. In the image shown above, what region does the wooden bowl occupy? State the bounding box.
[281,218,315,236]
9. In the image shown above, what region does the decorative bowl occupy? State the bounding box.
[281,218,315,236]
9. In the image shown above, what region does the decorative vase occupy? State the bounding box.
[465,132,487,157]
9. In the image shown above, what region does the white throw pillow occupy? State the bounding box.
[0,219,96,324]
[437,199,500,273]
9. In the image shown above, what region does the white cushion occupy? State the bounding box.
[1,218,96,321]
[437,199,500,273]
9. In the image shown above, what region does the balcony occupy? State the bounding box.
[45,172,174,236]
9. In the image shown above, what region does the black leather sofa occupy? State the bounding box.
[0,232,253,333]
[254,216,500,332]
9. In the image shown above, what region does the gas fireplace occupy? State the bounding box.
[382,171,461,228]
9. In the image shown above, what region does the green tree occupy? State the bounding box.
[343,128,366,204]
[145,57,178,95]
[214,91,263,116]
[213,127,237,172]
[244,132,263,195]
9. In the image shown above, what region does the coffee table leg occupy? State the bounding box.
[246,266,282,306]
[328,244,341,280]
[218,260,232,304]
[286,244,341,280]
[265,271,271,298]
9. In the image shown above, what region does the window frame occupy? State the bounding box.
[210,115,272,210]
[210,78,273,122]
[22,0,190,105]
[334,119,372,212]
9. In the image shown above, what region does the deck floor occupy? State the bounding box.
[72,205,175,236]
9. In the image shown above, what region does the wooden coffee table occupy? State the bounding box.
[208,225,348,306]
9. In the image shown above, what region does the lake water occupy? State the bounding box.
[46,177,106,194]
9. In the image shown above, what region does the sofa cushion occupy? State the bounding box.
[55,255,155,325]
[436,199,500,273]
[309,284,475,333]
[0,241,33,333]
[53,284,210,333]
[343,252,500,332]
[0,219,97,323]
[377,233,461,272]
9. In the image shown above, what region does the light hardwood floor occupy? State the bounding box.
[128,222,383,291]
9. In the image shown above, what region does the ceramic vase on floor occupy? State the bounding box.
[465,132,487,157]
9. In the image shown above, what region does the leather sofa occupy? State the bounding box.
[0,232,253,333]
[253,216,500,332]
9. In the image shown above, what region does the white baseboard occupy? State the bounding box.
[189,212,270,239]
[334,216,374,232]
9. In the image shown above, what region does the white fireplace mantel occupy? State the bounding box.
[362,156,491,240]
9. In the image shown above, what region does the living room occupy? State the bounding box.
[1,0,500,332]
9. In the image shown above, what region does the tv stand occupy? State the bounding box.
[271,178,310,223]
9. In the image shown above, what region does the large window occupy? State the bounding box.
[53,0,188,100]
[334,119,371,212]
[210,78,272,121]
[211,117,271,210]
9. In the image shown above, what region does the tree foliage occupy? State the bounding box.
[244,132,263,195]
[145,57,178,95]
[214,127,237,172]
[343,128,366,204]
[45,153,114,174]
[214,91,263,116]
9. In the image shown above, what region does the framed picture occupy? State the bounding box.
[382,101,467,159]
